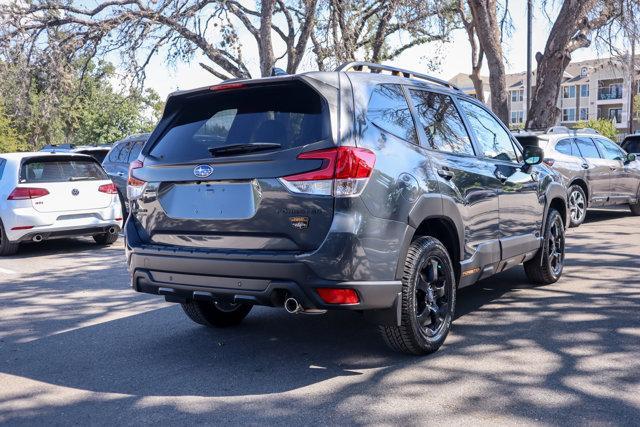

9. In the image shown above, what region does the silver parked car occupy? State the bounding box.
[516,127,640,227]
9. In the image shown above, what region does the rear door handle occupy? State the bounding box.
[437,168,455,180]
[116,172,125,177]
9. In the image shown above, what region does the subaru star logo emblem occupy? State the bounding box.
[193,164,213,178]
[71,188,79,196]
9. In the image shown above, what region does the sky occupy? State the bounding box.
[139,1,614,100]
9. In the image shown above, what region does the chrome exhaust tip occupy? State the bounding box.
[108,227,117,235]
[32,234,43,243]
[284,297,302,314]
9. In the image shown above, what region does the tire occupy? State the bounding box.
[0,221,19,256]
[181,300,252,327]
[567,185,587,227]
[630,202,640,216]
[93,232,118,245]
[379,236,456,355]
[524,208,565,285]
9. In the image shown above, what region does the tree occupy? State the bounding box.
[466,0,509,124]
[0,101,25,153]
[311,0,457,71]
[456,0,485,103]
[526,0,622,130]
[576,118,618,140]
[0,44,162,151]
[1,0,320,80]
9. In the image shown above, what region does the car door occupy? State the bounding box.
[551,138,586,183]
[574,137,609,206]
[407,89,501,269]
[594,137,637,202]
[458,99,543,261]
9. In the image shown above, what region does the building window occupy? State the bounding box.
[510,111,524,124]
[580,84,589,97]
[609,108,622,124]
[510,89,524,102]
[563,108,576,122]
[563,85,576,98]
[579,108,589,121]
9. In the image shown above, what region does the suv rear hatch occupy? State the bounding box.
[130,79,342,252]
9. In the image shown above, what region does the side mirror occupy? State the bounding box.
[523,146,544,166]
[625,153,636,164]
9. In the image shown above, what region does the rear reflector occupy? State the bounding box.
[280,147,376,197]
[316,288,360,304]
[11,225,34,230]
[98,183,118,194]
[7,187,50,200]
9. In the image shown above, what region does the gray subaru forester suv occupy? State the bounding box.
[125,63,569,355]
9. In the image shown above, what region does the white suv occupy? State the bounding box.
[0,152,123,255]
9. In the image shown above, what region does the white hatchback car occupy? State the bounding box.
[0,152,123,255]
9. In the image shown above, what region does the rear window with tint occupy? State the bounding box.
[20,157,108,183]
[622,137,640,153]
[149,82,330,162]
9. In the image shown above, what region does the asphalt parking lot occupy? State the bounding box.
[1,209,639,425]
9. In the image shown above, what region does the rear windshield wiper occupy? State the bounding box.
[208,142,281,157]
[68,176,94,181]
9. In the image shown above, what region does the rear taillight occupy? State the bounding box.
[7,187,50,200]
[98,183,118,194]
[543,158,555,166]
[127,160,146,200]
[280,147,376,197]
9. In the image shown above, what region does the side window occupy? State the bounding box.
[108,143,124,163]
[367,84,417,144]
[408,90,474,155]
[0,159,5,179]
[574,137,601,159]
[594,138,625,161]
[555,139,574,156]
[128,141,144,162]
[459,99,519,162]
[116,141,134,163]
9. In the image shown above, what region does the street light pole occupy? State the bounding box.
[630,37,636,135]
[526,0,533,129]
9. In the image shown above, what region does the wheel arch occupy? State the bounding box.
[402,196,463,284]
[568,178,589,204]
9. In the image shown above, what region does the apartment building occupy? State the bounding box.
[449,56,640,134]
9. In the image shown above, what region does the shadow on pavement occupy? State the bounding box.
[1,219,639,424]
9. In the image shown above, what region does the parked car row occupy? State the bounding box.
[514,127,640,227]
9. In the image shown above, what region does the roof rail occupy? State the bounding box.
[546,126,600,135]
[576,127,599,134]
[335,62,461,92]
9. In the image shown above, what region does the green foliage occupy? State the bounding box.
[0,101,26,153]
[0,56,164,153]
[575,118,619,141]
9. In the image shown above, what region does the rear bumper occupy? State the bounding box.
[3,205,122,242]
[128,251,402,312]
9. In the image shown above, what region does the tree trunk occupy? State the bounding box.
[526,0,617,130]
[468,0,508,123]
[258,0,276,77]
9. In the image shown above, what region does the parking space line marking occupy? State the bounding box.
[0,267,18,275]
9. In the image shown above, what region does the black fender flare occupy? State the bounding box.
[395,194,465,280]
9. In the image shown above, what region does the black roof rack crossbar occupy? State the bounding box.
[335,61,461,91]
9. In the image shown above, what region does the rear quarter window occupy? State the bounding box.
[0,159,5,179]
[149,81,330,163]
[20,157,108,183]
[366,84,417,144]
